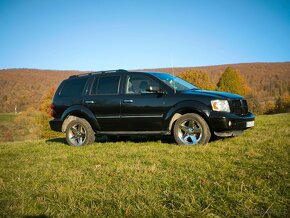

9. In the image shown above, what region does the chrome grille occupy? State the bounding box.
[230,100,248,115]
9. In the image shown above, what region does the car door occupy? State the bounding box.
[83,74,122,131]
[120,73,167,131]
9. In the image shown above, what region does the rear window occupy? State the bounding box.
[91,75,120,95]
[60,78,87,96]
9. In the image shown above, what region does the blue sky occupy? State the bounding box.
[0,0,290,71]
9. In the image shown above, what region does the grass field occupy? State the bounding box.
[0,113,17,122]
[0,113,17,142]
[0,114,289,217]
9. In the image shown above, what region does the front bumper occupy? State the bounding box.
[208,111,255,134]
[49,119,63,132]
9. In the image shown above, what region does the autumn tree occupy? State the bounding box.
[217,67,249,96]
[39,88,62,138]
[40,87,55,114]
[246,93,262,114]
[179,69,215,90]
[265,95,290,114]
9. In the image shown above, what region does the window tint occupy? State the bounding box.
[126,74,159,94]
[91,77,99,95]
[60,78,87,96]
[91,75,120,95]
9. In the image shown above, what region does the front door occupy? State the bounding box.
[120,74,166,131]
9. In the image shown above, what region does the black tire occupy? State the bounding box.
[65,117,95,146]
[173,113,211,145]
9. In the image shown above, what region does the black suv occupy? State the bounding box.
[50,69,255,146]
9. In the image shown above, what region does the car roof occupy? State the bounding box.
[68,70,170,79]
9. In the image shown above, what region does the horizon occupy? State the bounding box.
[1,0,290,71]
[1,61,289,72]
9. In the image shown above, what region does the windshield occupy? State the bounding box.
[150,73,198,91]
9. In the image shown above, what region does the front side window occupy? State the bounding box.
[91,75,120,95]
[126,74,160,94]
[60,78,87,96]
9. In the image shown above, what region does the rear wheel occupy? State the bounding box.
[65,117,95,146]
[173,113,211,145]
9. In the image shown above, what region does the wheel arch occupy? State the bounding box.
[165,101,212,132]
[61,105,100,132]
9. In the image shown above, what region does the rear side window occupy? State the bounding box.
[91,75,120,95]
[60,78,87,96]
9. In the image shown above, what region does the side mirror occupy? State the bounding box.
[146,86,164,94]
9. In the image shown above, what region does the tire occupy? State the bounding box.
[65,117,95,146]
[173,113,211,145]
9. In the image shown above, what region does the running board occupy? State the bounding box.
[96,131,171,135]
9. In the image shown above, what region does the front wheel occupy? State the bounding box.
[173,113,211,145]
[65,117,95,146]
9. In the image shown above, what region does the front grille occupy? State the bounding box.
[230,100,248,115]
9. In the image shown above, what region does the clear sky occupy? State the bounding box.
[0,0,290,71]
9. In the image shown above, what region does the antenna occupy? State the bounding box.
[170,55,176,94]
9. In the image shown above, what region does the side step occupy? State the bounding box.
[96,131,171,135]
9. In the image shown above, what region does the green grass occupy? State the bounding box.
[0,114,289,217]
[0,113,17,142]
[0,113,17,122]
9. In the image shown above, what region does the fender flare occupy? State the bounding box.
[61,105,100,132]
[164,100,212,131]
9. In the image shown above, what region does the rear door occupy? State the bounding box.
[83,73,122,131]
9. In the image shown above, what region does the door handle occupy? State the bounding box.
[85,100,95,104]
[123,99,133,103]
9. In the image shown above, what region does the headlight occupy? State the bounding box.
[211,100,230,112]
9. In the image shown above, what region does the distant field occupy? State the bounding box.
[0,113,17,141]
[0,114,289,217]
[0,113,17,122]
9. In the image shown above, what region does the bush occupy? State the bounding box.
[14,107,43,141]
[265,95,290,114]
[246,94,262,115]
[39,88,63,139]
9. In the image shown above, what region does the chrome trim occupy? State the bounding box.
[123,99,133,103]
[85,100,95,104]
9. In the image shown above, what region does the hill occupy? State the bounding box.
[0,62,289,112]
[0,113,289,217]
[0,69,81,112]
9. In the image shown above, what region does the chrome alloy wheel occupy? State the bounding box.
[177,119,203,145]
[67,124,87,146]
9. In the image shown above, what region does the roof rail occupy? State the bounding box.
[69,69,128,79]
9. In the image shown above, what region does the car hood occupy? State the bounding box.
[182,89,243,100]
